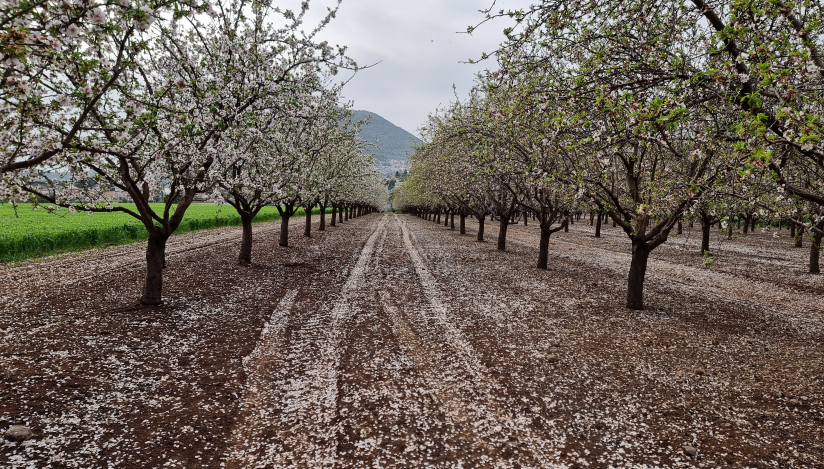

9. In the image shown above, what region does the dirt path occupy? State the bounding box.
[1,214,822,468]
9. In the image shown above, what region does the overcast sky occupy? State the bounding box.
[299,0,527,137]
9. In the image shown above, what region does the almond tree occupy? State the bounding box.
[484,81,578,268]
[215,81,329,264]
[265,89,360,247]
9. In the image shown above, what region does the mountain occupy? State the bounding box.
[352,110,420,176]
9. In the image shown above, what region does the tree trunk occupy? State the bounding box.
[810,223,823,274]
[497,217,509,251]
[279,216,290,247]
[339,206,344,223]
[460,213,466,235]
[595,211,602,238]
[677,220,683,235]
[795,225,805,248]
[743,215,750,234]
[538,225,550,269]
[444,212,449,227]
[523,212,528,226]
[330,205,337,227]
[750,216,757,231]
[626,241,651,310]
[319,204,327,231]
[701,217,711,255]
[345,207,350,221]
[238,212,253,265]
[304,207,312,237]
[477,216,485,242]
[791,222,796,238]
[450,213,455,230]
[140,230,169,305]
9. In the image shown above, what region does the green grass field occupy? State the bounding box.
[0,203,323,262]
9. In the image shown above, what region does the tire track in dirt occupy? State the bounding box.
[225,288,299,466]
[394,215,565,468]
[225,216,387,468]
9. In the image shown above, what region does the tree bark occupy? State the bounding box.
[477,216,485,241]
[304,206,312,237]
[460,213,466,234]
[450,212,455,230]
[595,211,602,238]
[791,222,796,238]
[538,226,550,269]
[319,204,327,231]
[795,225,805,248]
[238,212,253,265]
[701,216,711,255]
[743,215,750,234]
[279,216,290,247]
[523,212,528,226]
[344,207,349,221]
[140,230,169,305]
[497,216,509,251]
[810,222,823,274]
[677,220,683,235]
[626,241,651,310]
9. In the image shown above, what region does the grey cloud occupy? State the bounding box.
[300,0,527,136]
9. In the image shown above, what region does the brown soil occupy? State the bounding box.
[1,214,822,468]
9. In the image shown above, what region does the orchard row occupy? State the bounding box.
[1,0,388,304]
[395,0,824,310]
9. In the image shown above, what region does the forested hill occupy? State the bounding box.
[352,110,421,175]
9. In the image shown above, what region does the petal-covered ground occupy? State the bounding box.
[1,213,822,468]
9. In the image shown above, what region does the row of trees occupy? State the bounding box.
[395,0,824,310]
[1,0,387,304]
